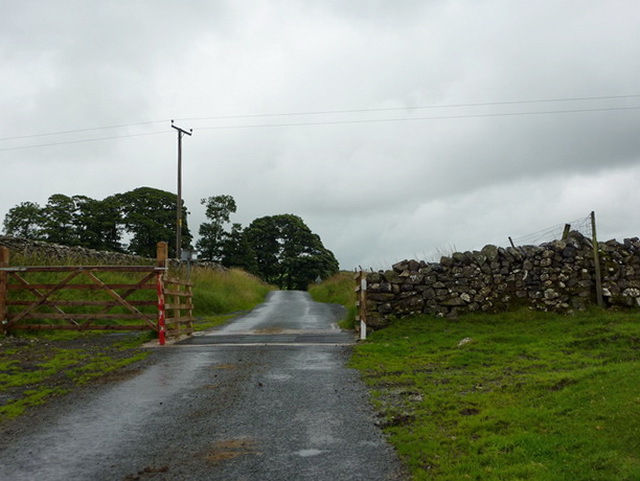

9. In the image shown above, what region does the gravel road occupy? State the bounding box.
[0,291,406,480]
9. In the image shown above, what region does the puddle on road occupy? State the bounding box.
[265,373,293,381]
[294,448,326,457]
[0,351,214,480]
[293,350,338,371]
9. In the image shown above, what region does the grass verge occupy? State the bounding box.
[308,272,356,329]
[350,308,640,480]
[0,331,153,421]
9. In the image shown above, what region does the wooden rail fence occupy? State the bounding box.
[0,242,193,344]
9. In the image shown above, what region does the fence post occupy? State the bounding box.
[156,242,169,270]
[590,211,604,308]
[0,247,8,335]
[156,242,168,345]
[354,271,368,340]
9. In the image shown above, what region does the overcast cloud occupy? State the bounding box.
[2,1,640,270]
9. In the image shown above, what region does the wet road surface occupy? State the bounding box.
[0,291,405,480]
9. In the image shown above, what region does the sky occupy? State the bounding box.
[2,0,640,270]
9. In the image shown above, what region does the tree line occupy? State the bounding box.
[2,188,339,290]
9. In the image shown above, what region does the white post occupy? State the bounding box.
[359,275,367,340]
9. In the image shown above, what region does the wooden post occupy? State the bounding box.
[187,283,193,334]
[156,242,168,269]
[0,247,8,335]
[562,224,571,240]
[508,237,516,248]
[174,286,181,338]
[591,211,604,308]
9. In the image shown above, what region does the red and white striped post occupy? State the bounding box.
[156,242,168,346]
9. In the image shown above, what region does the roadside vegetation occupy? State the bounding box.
[185,266,274,330]
[308,271,357,328]
[351,309,640,481]
[0,252,273,422]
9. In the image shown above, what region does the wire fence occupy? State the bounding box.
[508,213,593,247]
[358,212,599,272]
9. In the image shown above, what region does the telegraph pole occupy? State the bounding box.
[171,120,192,259]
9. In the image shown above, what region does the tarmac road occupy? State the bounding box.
[0,291,406,480]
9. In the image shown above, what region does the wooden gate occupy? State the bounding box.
[0,242,193,343]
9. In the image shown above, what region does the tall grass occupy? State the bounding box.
[308,272,356,328]
[189,267,273,316]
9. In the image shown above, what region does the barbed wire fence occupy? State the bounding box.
[507,213,593,247]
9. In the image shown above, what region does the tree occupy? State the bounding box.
[220,223,258,273]
[72,195,123,251]
[118,187,191,258]
[2,201,44,238]
[245,214,339,290]
[196,195,236,261]
[40,194,78,245]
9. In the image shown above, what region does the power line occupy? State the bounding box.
[176,93,640,122]
[197,105,640,131]
[2,93,640,143]
[2,105,639,152]
[0,130,169,152]
[0,120,169,142]
[2,98,640,152]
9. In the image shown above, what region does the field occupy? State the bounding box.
[351,309,640,480]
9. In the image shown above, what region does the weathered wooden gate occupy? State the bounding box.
[0,242,193,344]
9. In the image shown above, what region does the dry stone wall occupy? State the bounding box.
[0,236,225,270]
[365,231,640,328]
[0,236,152,264]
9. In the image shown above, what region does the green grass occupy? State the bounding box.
[308,272,357,328]
[0,333,151,421]
[0,388,66,420]
[350,308,640,480]
[193,314,239,332]
[190,267,274,316]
